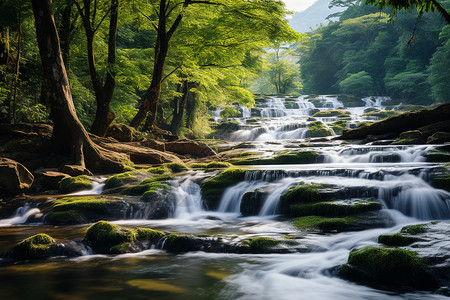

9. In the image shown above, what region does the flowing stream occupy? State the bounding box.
[0,95,449,299]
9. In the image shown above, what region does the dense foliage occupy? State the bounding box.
[297,1,450,103]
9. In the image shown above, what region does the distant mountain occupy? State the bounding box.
[289,0,345,33]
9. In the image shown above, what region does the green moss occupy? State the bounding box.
[425,150,450,163]
[165,162,189,173]
[284,102,299,109]
[201,168,246,210]
[163,233,201,253]
[362,110,399,119]
[378,233,418,246]
[121,175,172,197]
[227,152,259,158]
[45,196,109,225]
[337,114,350,118]
[59,175,93,194]
[307,121,334,137]
[105,171,138,189]
[280,183,323,214]
[341,247,437,290]
[357,121,373,128]
[289,201,381,218]
[313,110,348,117]
[84,221,164,254]
[11,233,56,259]
[147,166,171,174]
[331,120,348,135]
[430,174,450,192]
[293,215,359,232]
[392,138,417,145]
[191,161,233,169]
[235,151,318,165]
[400,224,428,235]
[247,237,280,252]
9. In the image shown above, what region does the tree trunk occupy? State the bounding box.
[170,80,190,135]
[76,0,118,137]
[58,0,72,68]
[32,0,126,173]
[185,83,199,130]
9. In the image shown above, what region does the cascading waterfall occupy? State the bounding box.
[0,204,41,226]
[171,178,204,219]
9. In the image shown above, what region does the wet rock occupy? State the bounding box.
[201,168,246,210]
[139,192,176,219]
[393,130,425,145]
[339,247,438,291]
[165,139,217,157]
[61,165,93,177]
[337,103,450,141]
[419,120,450,138]
[83,221,164,254]
[0,158,34,196]
[9,233,81,260]
[59,175,93,194]
[427,132,450,144]
[240,190,264,216]
[42,171,70,190]
[307,121,334,138]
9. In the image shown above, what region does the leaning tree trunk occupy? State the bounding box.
[32,0,126,173]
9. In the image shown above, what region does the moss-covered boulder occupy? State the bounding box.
[400,223,428,235]
[293,215,360,232]
[377,233,419,246]
[10,233,68,260]
[234,151,318,165]
[362,110,399,119]
[58,175,93,194]
[44,196,130,225]
[104,171,138,190]
[240,190,264,216]
[331,120,348,135]
[201,168,246,210]
[280,183,323,214]
[313,110,348,118]
[392,130,425,145]
[289,200,382,218]
[339,247,438,291]
[241,237,281,253]
[425,149,450,163]
[84,221,164,254]
[307,121,334,138]
[190,161,233,169]
[164,162,189,173]
[121,175,171,197]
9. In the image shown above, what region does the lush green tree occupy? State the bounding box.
[428,25,450,102]
[339,71,374,95]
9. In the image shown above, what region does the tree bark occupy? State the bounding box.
[32,0,126,173]
[75,0,118,137]
[130,0,186,129]
[170,80,190,135]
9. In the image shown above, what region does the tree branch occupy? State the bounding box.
[93,5,112,33]
[162,65,181,82]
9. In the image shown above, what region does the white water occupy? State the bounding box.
[69,177,106,195]
[220,95,397,142]
[0,204,41,226]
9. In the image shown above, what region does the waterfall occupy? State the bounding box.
[171,179,204,219]
[0,204,41,226]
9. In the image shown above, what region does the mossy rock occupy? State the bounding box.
[293,215,360,232]
[104,171,138,189]
[147,166,171,174]
[289,200,381,218]
[331,120,348,135]
[163,233,204,253]
[280,183,323,214]
[400,223,428,235]
[44,196,109,225]
[235,151,318,165]
[201,168,246,210]
[164,162,189,173]
[339,247,438,291]
[241,237,281,253]
[362,110,399,119]
[425,149,450,163]
[84,221,164,254]
[378,233,419,246]
[307,121,334,138]
[284,102,299,109]
[121,175,171,197]
[240,190,264,216]
[357,121,373,128]
[59,175,93,194]
[190,161,233,169]
[11,233,57,259]
[313,110,348,118]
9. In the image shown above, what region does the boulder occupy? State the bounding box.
[141,139,166,151]
[42,171,70,190]
[393,130,425,144]
[0,158,34,195]
[419,120,450,138]
[98,141,183,164]
[61,165,93,176]
[337,103,450,141]
[427,132,450,144]
[165,139,217,157]
[106,123,137,142]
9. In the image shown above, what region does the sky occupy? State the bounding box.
[283,0,318,12]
